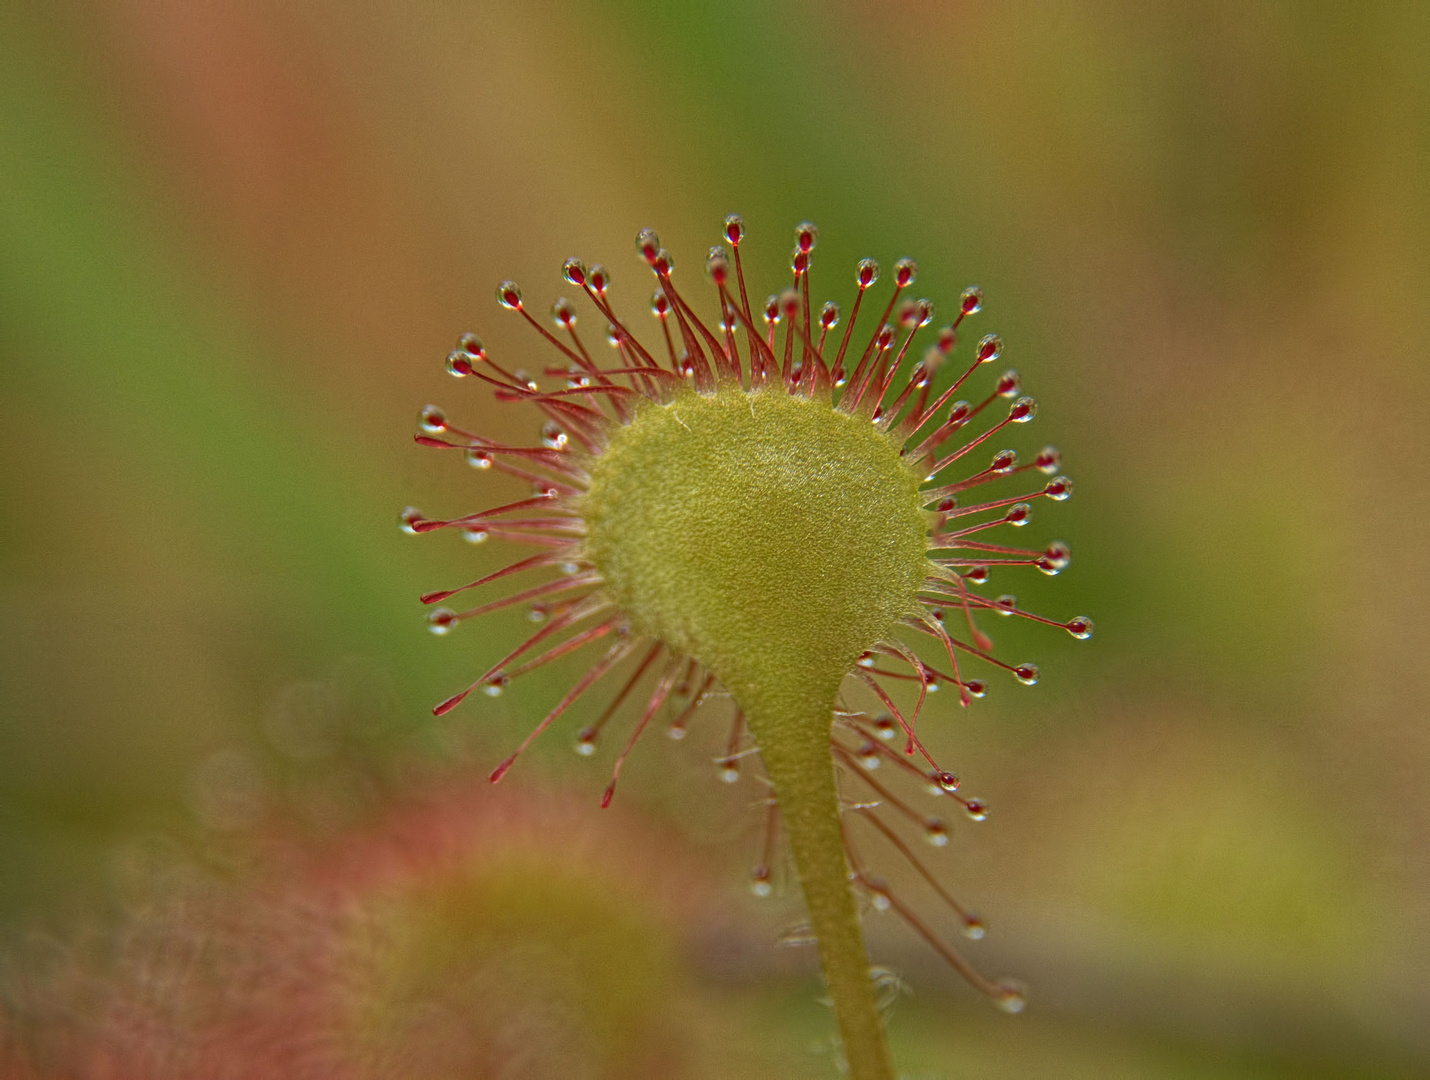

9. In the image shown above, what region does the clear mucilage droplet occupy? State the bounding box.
[994,979,1027,1014]
[426,608,456,635]
[541,421,568,450]
[776,922,817,948]
[418,405,446,433]
[706,246,729,283]
[398,507,424,534]
[923,818,950,846]
[963,799,989,822]
[960,285,984,315]
[976,334,1002,363]
[551,298,576,329]
[749,866,773,897]
[496,281,522,309]
[780,290,799,321]
[1044,476,1073,500]
[724,213,745,246]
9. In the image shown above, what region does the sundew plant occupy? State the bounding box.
[404,216,1088,1079]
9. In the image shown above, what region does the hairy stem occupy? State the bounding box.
[745,692,895,1080]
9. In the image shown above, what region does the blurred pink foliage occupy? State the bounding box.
[2,780,715,1079]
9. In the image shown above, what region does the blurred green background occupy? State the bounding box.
[2,1,1428,1077]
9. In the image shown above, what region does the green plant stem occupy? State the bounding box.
[745,692,896,1080]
